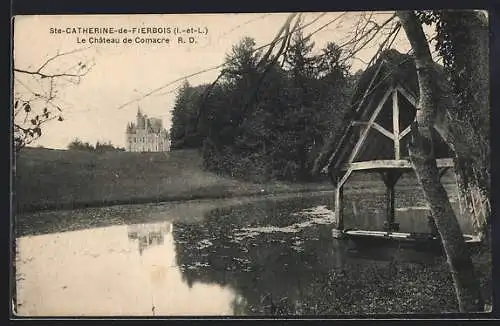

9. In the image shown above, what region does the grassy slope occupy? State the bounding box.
[14,148,333,212]
[14,147,459,213]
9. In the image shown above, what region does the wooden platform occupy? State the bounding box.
[344,230,480,242]
[341,229,482,253]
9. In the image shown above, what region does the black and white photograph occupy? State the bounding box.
[11,11,492,317]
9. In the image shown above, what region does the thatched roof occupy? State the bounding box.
[312,49,455,176]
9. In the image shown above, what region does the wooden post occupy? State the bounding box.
[332,173,346,239]
[386,176,396,231]
[392,89,401,160]
[335,185,344,229]
[382,170,402,233]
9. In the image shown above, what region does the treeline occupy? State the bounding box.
[67,138,126,153]
[170,32,357,182]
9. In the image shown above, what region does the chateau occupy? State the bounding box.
[125,108,170,152]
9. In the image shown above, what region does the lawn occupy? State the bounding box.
[14,147,334,213]
[14,147,461,213]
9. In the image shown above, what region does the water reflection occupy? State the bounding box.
[15,191,473,316]
[172,195,459,315]
[127,222,172,255]
[16,222,240,316]
[343,183,472,234]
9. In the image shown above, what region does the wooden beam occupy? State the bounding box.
[340,158,454,171]
[395,84,420,141]
[380,169,403,186]
[436,159,455,168]
[326,96,378,173]
[338,168,353,189]
[334,184,344,231]
[322,121,355,173]
[343,230,481,244]
[392,90,400,160]
[395,85,417,107]
[347,87,394,164]
[352,121,395,140]
[351,121,366,126]
[355,61,384,114]
[372,122,395,140]
[399,124,412,140]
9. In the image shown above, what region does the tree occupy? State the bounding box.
[273,30,319,180]
[285,30,318,85]
[308,41,353,173]
[13,47,94,152]
[276,33,352,181]
[419,10,490,240]
[396,10,484,312]
[223,36,263,83]
[67,138,95,152]
[67,138,124,152]
[196,31,352,182]
[170,80,209,150]
[200,37,268,178]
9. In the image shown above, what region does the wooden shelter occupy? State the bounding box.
[313,49,480,244]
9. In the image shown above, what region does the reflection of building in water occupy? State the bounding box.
[127,222,173,255]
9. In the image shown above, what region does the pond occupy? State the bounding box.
[14,187,487,317]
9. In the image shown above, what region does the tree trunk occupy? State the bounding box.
[396,11,484,312]
[440,10,491,241]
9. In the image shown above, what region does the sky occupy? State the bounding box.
[13,12,418,150]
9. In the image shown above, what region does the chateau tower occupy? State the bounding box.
[136,107,146,129]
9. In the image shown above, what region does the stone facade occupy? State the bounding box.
[126,108,170,152]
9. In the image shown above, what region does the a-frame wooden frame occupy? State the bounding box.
[331,83,455,238]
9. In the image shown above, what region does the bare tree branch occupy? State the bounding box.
[303,12,349,41]
[341,14,397,63]
[14,68,86,79]
[115,13,333,110]
[364,21,402,67]
[13,47,93,152]
[36,46,91,71]
[338,13,394,49]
